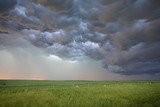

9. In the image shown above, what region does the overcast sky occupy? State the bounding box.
[0,0,160,80]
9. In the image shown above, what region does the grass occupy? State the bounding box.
[0,80,160,107]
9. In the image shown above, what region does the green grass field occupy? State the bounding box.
[0,80,160,107]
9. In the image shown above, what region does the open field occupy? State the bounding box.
[0,80,160,107]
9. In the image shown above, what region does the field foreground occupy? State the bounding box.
[0,80,160,107]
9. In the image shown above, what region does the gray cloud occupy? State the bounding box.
[0,0,160,76]
[0,0,17,12]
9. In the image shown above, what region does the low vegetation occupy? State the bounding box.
[0,80,160,107]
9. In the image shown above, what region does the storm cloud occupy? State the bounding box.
[0,0,160,77]
[0,0,17,12]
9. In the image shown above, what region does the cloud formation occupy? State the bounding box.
[0,0,160,76]
[0,0,17,12]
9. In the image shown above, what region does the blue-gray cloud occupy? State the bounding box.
[0,0,160,76]
[0,0,17,12]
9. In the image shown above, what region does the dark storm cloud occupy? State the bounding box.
[99,0,160,22]
[0,0,17,12]
[1,0,160,76]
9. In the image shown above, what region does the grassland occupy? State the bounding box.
[0,80,160,107]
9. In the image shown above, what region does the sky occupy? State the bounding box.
[0,0,160,80]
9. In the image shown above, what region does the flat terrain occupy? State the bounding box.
[0,80,160,107]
